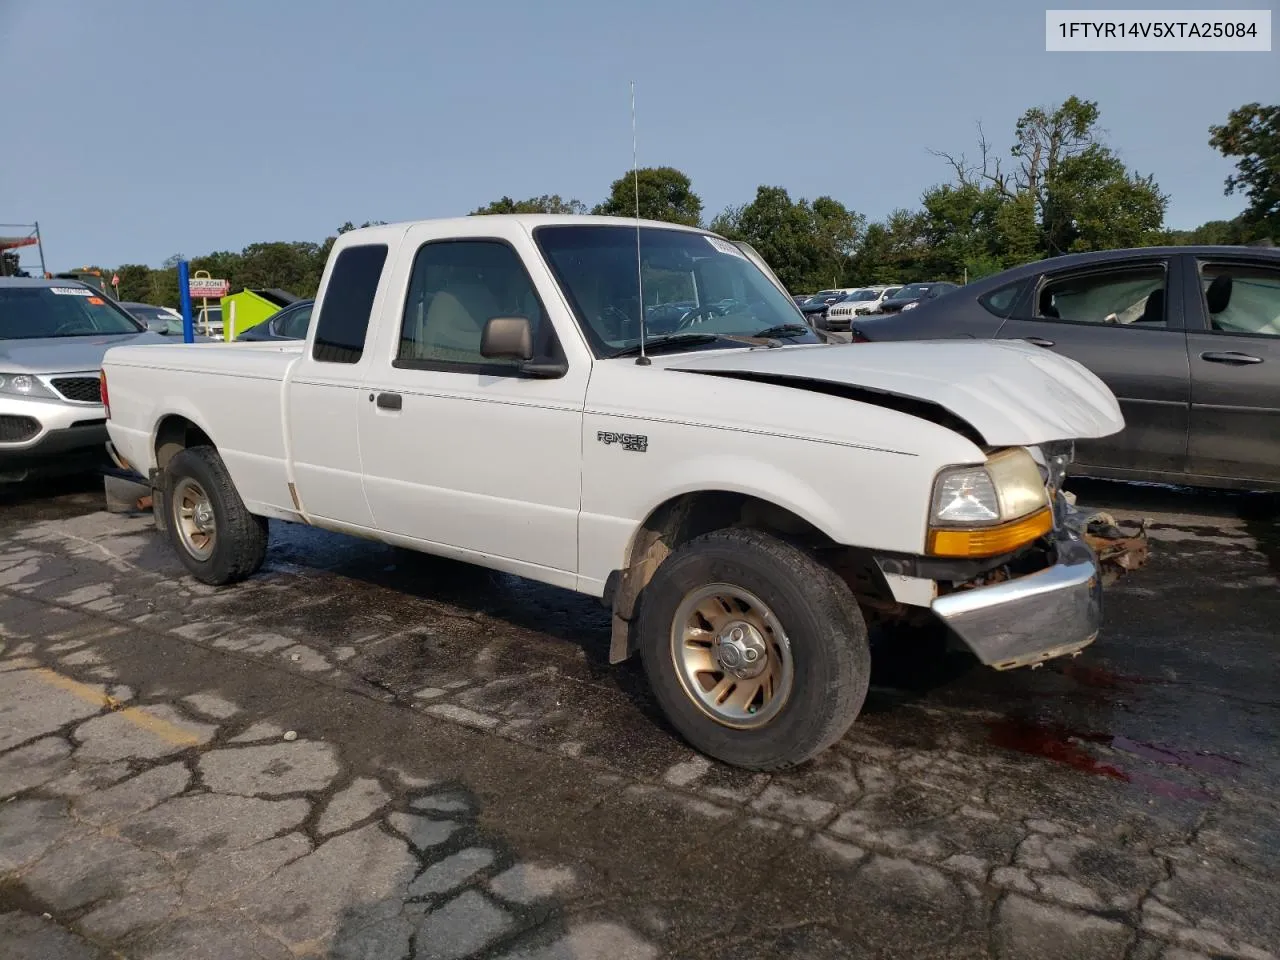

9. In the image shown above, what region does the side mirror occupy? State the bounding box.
[479,316,568,379]
[480,316,533,361]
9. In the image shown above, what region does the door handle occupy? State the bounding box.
[375,392,403,410]
[1023,336,1055,348]
[1200,351,1263,365]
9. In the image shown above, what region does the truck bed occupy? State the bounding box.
[103,341,303,516]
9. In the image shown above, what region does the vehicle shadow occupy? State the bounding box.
[0,469,106,521]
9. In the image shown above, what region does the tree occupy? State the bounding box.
[336,220,387,234]
[712,187,864,292]
[1209,103,1279,239]
[1163,217,1253,246]
[471,195,587,215]
[849,209,930,285]
[930,96,1168,257]
[918,183,1007,280]
[114,264,152,302]
[593,167,702,226]
[1045,149,1167,252]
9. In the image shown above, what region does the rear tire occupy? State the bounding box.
[162,445,268,585]
[637,528,871,770]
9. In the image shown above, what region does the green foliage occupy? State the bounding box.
[471,195,587,215]
[593,166,703,226]
[111,229,352,307]
[1209,103,1279,238]
[114,264,152,302]
[714,187,863,291]
[1162,217,1253,246]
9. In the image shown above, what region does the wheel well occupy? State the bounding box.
[606,491,891,663]
[154,416,213,471]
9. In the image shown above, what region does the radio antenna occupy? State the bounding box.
[631,80,650,366]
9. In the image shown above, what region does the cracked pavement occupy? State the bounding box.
[1,475,1277,959]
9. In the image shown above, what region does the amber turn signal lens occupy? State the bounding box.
[927,507,1053,558]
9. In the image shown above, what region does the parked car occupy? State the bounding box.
[119,302,216,342]
[1,278,169,481]
[848,245,1280,491]
[821,286,903,331]
[877,282,962,315]
[193,304,223,338]
[102,215,1124,771]
[120,301,183,335]
[236,299,315,342]
[798,289,860,326]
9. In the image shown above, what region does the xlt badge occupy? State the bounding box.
[597,430,648,453]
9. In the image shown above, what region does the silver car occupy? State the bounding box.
[1,278,171,481]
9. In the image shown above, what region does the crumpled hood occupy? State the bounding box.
[0,332,171,373]
[664,340,1125,447]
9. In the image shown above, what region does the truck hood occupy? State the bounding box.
[663,339,1124,447]
[0,332,171,374]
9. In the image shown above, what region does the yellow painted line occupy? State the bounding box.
[32,668,203,748]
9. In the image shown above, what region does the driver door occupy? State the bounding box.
[357,223,590,585]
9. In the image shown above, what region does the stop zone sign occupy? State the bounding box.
[188,278,229,298]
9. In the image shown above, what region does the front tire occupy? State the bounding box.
[637,528,870,770]
[162,445,268,585]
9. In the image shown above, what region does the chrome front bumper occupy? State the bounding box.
[931,531,1102,670]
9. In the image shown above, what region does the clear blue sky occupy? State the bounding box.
[1,0,1275,271]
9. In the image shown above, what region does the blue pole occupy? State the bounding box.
[178,260,194,343]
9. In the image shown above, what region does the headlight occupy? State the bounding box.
[0,373,57,399]
[927,448,1052,558]
[901,301,918,311]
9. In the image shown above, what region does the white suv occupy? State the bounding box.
[822,286,902,330]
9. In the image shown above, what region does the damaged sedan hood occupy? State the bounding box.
[664,340,1124,447]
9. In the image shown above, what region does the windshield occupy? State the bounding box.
[842,289,877,302]
[0,286,145,339]
[888,284,930,300]
[533,225,817,356]
[123,304,176,323]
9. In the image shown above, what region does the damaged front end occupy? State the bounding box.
[896,442,1150,671]
[1061,494,1150,586]
[1038,441,1150,587]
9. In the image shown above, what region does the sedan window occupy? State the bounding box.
[979,282,1023,318]
[1199,263,1280,337]
[276,303,313,339]
[1032,266,1167,327]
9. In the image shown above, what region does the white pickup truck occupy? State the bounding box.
[102,215,1124,770]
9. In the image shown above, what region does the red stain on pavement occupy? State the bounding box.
[987,719,1128,781]
[987,719,1239,801]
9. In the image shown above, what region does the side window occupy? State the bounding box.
[979,281,1022,318]
[312,244,388,363]
[280,303,313,339]
[1029,264,1167,327]
[1199,261,1280,338]
[396,239,561,371]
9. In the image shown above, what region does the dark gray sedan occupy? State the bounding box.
[848,246,1280,491]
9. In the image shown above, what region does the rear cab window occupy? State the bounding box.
[312,245,389,364]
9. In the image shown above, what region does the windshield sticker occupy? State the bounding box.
[87,297,104,305]
[50,287,94,296]
[705,236,747,259]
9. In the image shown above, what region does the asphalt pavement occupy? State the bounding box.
[1,473,1277,960]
